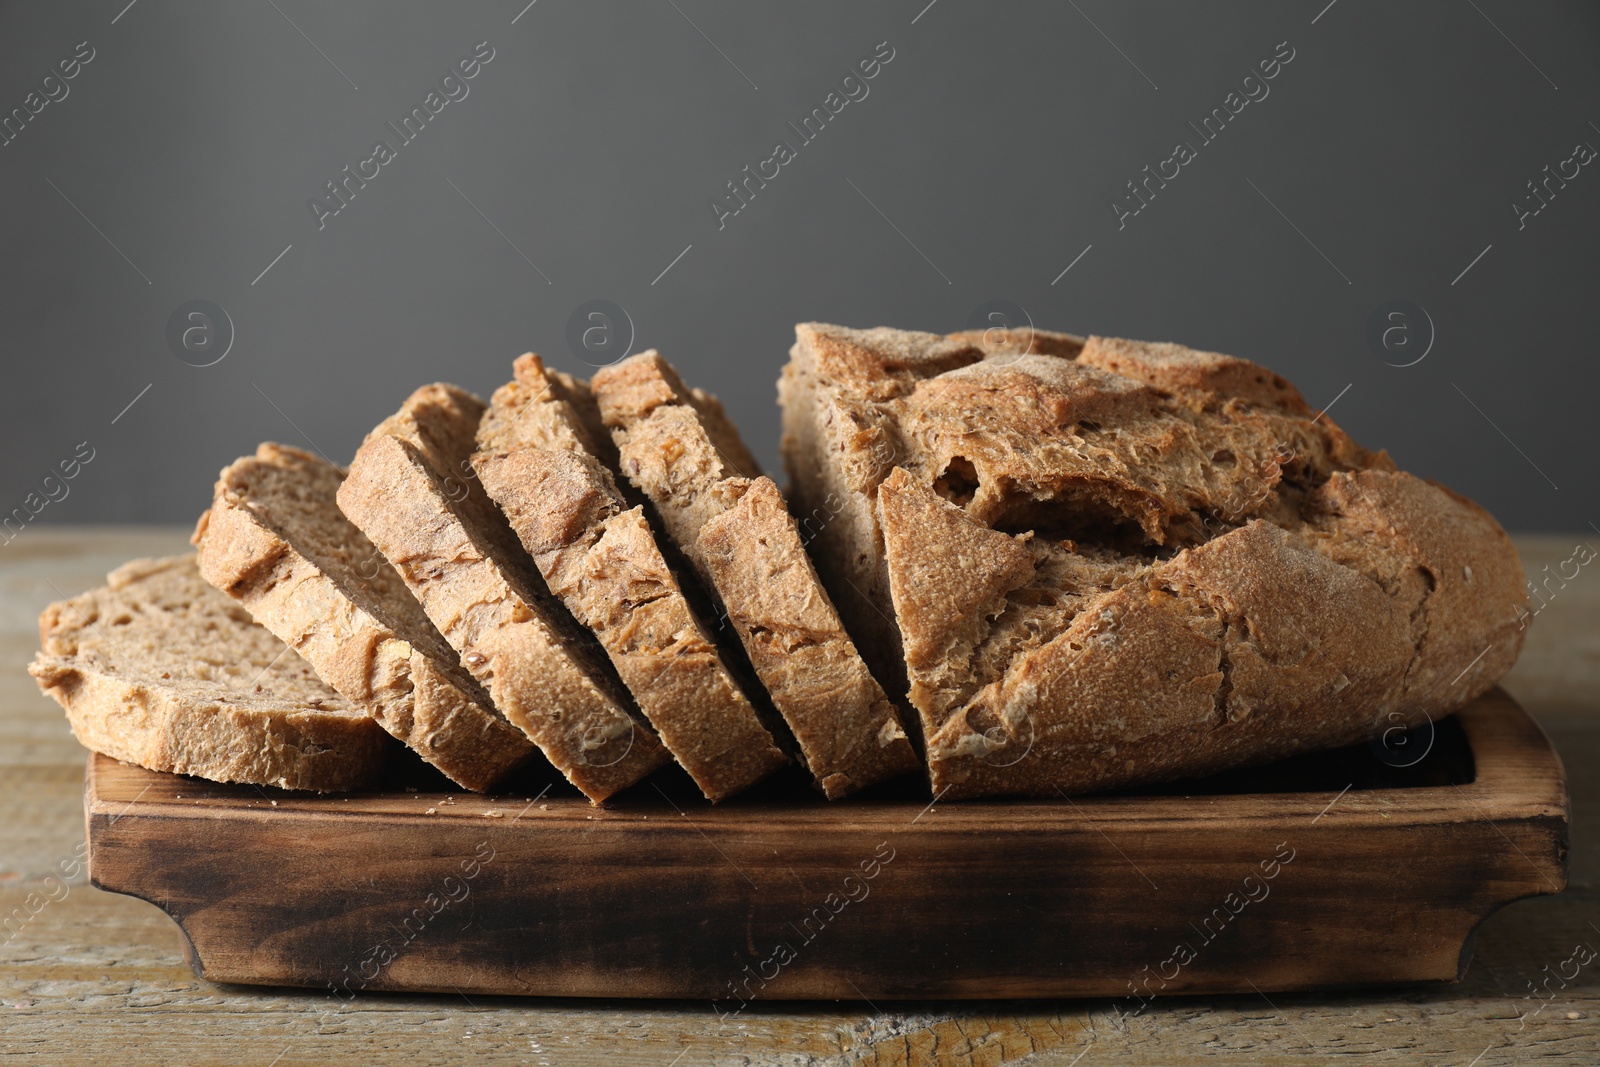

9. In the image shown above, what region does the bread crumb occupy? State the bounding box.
[270,800,278,807]
[424,807,438,815]
[539,804,549,810]
[484,811,503,818]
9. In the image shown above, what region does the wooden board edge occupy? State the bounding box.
[1455,689,1570,819]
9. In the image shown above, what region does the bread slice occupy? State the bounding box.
[471,353,788,801]
[193,443,535,792]
[590,352,919,799]
[337,384,670,803]
[29,555,388,792]
[780,323,1528,798]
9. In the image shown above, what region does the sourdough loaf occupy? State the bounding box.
[337,383,670,803]
[30,555,388,792]
[591,352,920,798]
[193,443,533,792]
[472,354,788,801]
[779,324,1527,798]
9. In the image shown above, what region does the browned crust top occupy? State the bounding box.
[783,323,1527,798]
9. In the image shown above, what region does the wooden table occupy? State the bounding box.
[3,528,1596,1065]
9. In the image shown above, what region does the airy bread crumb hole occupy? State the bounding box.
[935,456,981,507]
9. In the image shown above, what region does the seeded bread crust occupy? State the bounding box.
[29,555,388,792]
[591,351,919,799]
[472,354,787,801]
[337,383,669,803]
[780,323,1527,798]
[193,444,533,792]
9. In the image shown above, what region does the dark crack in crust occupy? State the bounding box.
[780,324,1528,798]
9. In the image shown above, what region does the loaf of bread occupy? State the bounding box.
[780,323,1527,798]
[30,555,388,792]
[472,354,789,801]
[337,383,670,802]
[592,352,920,798]
[193,443,535,792]
[39,320,1528,805]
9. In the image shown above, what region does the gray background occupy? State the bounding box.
[0,0,1594,532]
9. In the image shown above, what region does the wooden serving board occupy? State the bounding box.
[85,688,1567,1004]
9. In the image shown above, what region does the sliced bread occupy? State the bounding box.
[337,384,670,803]
[779,323,1527,798]
[471,353,788,801]
[590,352,919,799]
[29,555,388,792]
[192,443,534,792]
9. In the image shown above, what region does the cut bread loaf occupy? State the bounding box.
[471,353,788,801]
[193,443,534,792]
[590,351,920,799]
[29,555,388,792]
[780,323,1527,798]
[337,383,670,803]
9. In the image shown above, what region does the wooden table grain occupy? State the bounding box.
[3,528,1597,1066]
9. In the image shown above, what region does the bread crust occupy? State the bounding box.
[783,324,1528,798]
[30,555,388,792]
[473,354,787,801]
[593,352,919,798]
[338,384,669,803]
[193,443,533,792]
